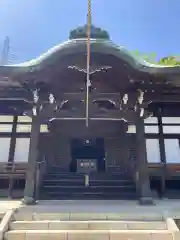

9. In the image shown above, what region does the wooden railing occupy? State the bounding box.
[0,161,47,199]
[1,162,26,177]
[0,162,26,198]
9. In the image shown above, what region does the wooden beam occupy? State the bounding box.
[40,109,140,121]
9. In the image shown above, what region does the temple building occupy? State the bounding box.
[0,26,180,204]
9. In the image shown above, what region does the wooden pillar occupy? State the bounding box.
[23,114,40,205]
[158,110,166,196]
[136,117,153,205]
[8,115,18,198]
[8,115,18,163]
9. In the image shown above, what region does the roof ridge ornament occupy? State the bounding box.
[32,106,37,116]
[33,89,39,103]
[138,89,144,104]
[68,66,112,75]
[32,89,42,116]
[49,93,55,104]
[140,108,144,117]
[122,94,128,105]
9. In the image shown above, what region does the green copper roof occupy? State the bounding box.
[1,39,180,75]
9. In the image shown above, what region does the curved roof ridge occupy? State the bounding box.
[3,39,76,67]
[3,39,109,68]
[1,39,180,75]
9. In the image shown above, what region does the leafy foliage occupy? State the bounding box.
[131,50,180,66]
[158,56,180,66]
[131,50,156,63]
[69,25,110,40]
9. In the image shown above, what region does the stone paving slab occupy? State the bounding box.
[14,211,166,221]
[4,200,180,240]
[0,201,20,212]
[10,220,167,230]
[5,230,175,240]
[18,199,180,220]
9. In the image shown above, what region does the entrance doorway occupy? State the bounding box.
[70,138,105,172]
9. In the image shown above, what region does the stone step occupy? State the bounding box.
[47,171,84,175]
[10,220,167,230]
[44,178,85,185]
[90,176,133,181]
[43,184,85,187]
[44,180,134,187]
[164,190,180,199]
[90,179,134,186]
[14,211,165,221]
[46,173,130,179]
[41,172,136,200]
[89,172,129,176]
[41,192,137,200]
[46,174,85,179]
[45,176,133,182]
[44,179,133,185]
[44,190,136,195]
[43,185,135,192]
[4,229,173,240]
[41,195,137,200]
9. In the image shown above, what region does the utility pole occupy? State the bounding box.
[1,36,10,65]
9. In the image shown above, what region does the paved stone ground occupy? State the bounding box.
[0,200,20,212]
[17,199,180,219]
[3,200,180,240]
[1,199,180,219]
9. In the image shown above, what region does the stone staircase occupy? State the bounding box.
[40,166,136,200]
[4,210,177,240]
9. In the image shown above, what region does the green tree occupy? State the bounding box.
[131,50,180,66]
[69,25,110,40]
[158,56,180,65]
[131,50,156,63]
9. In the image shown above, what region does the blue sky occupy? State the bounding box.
[0,0,179,63]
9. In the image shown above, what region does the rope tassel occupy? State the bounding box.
[85,0,91,128]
